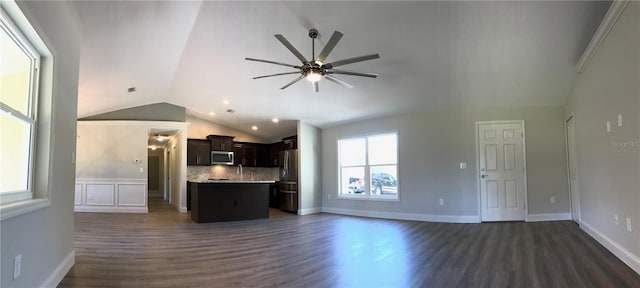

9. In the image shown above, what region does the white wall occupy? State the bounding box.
[0,1,81,287]
[187,115,269,143]
[168,131,188,212]
[565,1,639,273]
[75,121,188,213]
[322,106,569,222]
[298,121,322,215]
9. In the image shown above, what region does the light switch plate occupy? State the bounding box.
[618,114,623,127]
[606,121,611,133]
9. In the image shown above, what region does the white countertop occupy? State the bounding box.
[189,179,276,184]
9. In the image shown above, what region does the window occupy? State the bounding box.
[0,7,41,204]
[338,132,398,200]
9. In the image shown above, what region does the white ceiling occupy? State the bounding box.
[72,1,609,141]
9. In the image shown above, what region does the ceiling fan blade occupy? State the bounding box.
[253,72,301,80]
[315,31,343,63]
[326,69,378,78]
[323,54,380,69]
[245,57,301,69]
[281,75,305,90]
[324,75,354,89]
[274,34,308,64]
[313,81,319,92]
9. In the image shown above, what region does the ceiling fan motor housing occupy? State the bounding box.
[308,28,319,39]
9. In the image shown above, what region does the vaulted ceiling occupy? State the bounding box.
[72,1,610,140]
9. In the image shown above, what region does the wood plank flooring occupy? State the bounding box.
[59,198,640,287]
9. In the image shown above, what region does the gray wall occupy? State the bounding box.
[565,1,639,261]
[298,121,322,214]
[80,102,186,122]
[321,106,569,219]
[0,1,80,287]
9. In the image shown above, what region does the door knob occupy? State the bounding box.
[481,174,488,178]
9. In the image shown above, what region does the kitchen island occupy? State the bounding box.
[189,180,275,223]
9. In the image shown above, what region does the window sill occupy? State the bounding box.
[0,198,50,221]
[338,195,400,202]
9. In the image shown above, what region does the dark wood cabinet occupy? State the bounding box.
[232,142,255,166]
[190,182,270,223]
[187,139,211,166]
[255,144,270,167]
[269,141,283,167]
[282,135,297,150]
[191,134,297,167]
[233,142,271,167]
[207,135,234,151]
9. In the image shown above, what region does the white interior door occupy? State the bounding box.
[566,117,580,223]
[478,121,527,221]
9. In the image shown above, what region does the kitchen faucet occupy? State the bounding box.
[237,164,243,181]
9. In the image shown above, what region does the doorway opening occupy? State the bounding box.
[565,116,580,223]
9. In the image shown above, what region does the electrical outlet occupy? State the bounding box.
[614,214,619,225]
[627,218,632,232]
[606,121,611,133]
[459,162,466,169]
[14,254,21,280]
[139,167,144,173]
[328,194,331,200]
[550,196,555,204]
[439,198,444,206]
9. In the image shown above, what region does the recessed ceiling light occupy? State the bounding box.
[251,125,258,131]
[222,100,230,105]
[209,112,215,116]
[272,118,279,123]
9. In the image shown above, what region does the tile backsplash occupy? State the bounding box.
[187,165,279,181]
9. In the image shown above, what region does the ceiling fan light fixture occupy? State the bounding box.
[305,71,322,82]
[246,28,379,91]
[156,135,164,142]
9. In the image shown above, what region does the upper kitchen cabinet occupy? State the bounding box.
[282,135,297,150]
[207,135,234,151]
[269,141,283,167]
[233,142,270,167]
[187,139,211,166]
[255,144,270,167]
[232,142,255,166]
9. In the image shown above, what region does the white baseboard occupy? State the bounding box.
[580,221,640,275]
[177,206,187,213]
[322,207,480,223]
[74,206,148,213]
[40,250,74,288]
[527,213,571,222]
[298,207,322,215]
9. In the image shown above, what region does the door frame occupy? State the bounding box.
[565,115,580,224]
[475,120,529,222]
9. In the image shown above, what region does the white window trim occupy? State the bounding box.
[337,131,399,201]
[0,0,53,220]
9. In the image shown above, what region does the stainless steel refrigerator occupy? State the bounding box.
[278,149,298,212]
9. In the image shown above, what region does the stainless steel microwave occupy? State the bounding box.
[211,151,234,165]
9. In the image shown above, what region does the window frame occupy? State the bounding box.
[337,131,399,201]
[0,1,52,219]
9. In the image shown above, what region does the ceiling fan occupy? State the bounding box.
[245,28,380,92]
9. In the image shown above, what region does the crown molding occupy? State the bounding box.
[576,0,629,73]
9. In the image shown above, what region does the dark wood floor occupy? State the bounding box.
[59,198,640,287]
